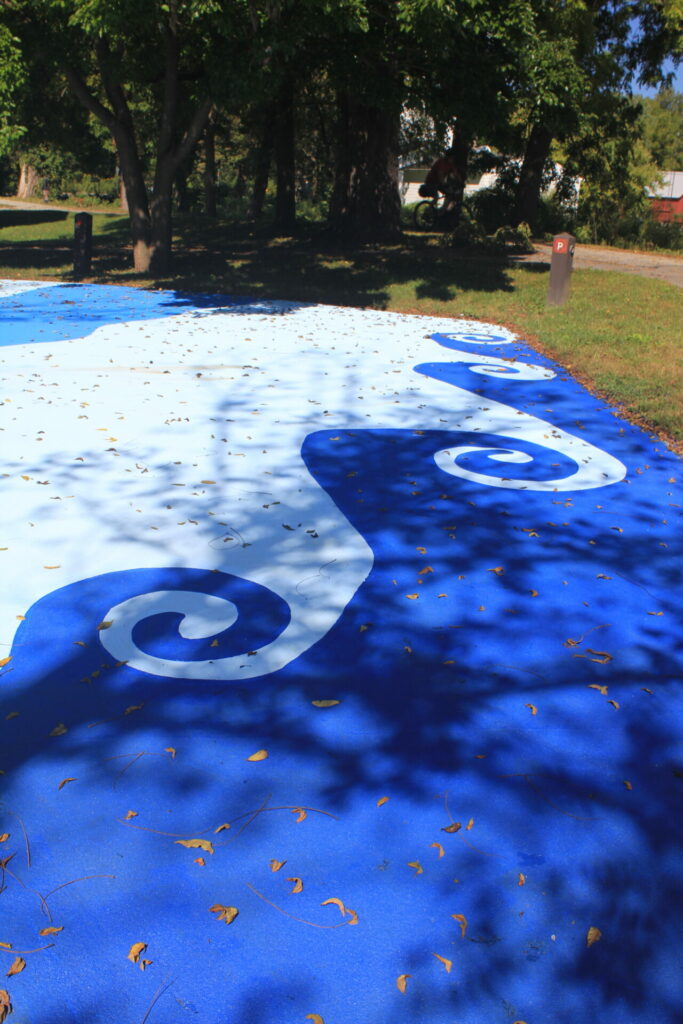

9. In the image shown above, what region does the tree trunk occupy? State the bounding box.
[274,78,296,233]
[17,163,38,199]
[204,118,217,217]
[247,111,274,221]
[513,124,553,228]
[113,124,153,273]
[150,160,175,274]
[328,91,401,242]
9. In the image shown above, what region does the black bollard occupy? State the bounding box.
[547,232,575,307]
[74,212,93,279]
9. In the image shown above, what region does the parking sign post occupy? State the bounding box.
[547,232,575,307]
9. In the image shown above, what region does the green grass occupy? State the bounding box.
[1,206,682,449]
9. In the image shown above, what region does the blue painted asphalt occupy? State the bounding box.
[0,282,682,1024]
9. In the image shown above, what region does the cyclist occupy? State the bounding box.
[419,149,464,226]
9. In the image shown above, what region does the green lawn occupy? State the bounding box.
[1,206,682,449]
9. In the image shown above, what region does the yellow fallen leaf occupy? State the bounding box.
[396,974,411,993]
[0,836,8,844]
[321,898,346,917]
[140,959,153,970]
[123,704,144,716]
[405,594,419,599]
[466,818,474,831]
[431,842,445,858]
[175,838,214,854]
[214,823,231,833]
[529,589,539,597]
[124,810,138,820]
[39,926,63,936]
[585,649,613,664]
[58,778,77,790]
[0,657,11,669]
[376,796,389,807]
[418,566,433,575]
[525,703,538,715]
[292,808,307,823]
[96,621,113,631]
[306,1016,325,1024]
[287,877,304,894]
[194,857,205,866]
[442,822,461,833]
[5,957,24,979]
[432,953,452,973]
[586,926,602,947]
[452,913,467,938]
[416,546,427,553]
[0,989,12,1024]
[587,684,608,695]
[407,861,423,875]
[607,700,620,710]
[247,749,268,761]
[209,905,239,924]
[518,873,526,886]
[127,942,147,964]
[49,723,67,737]
[43,565,61,570]
[345,907,359,925]
[311,700,340,708]
[270,859,286,872]
[487,566,505,576]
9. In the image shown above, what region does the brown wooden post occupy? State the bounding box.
[74,212,93,279]
[547,233,575,307]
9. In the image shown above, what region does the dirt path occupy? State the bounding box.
[515,240,683,289]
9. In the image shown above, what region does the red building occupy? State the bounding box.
[649,171,683,222]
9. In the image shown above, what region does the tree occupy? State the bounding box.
[639,88,683,168]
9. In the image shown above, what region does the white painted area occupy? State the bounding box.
[0,279,60,298]
[0,294,626,679]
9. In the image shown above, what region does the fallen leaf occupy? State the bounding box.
[416,546,427,554]
[5,713,19,720]
[0,945,10,952]
[466,818,474,831]
[214,823,231,833]
[175,838,214,854]
[624,780,633,790]
[194,858,205,866]
[0,836,8,844]
[139,959,153,970]
[431,842,445,858]
[305,1016,325,1024]
[487,566,505,576]
[432,953,452,973]
[124,810,138,820]
[376,796,389,807]
[49,723,67,737]
[407,861,423,875]
[405,594,419,600]
[442,822,461,833]
[292,808,307,823]
[607,700,620,710]
[418,566,433,575]
[321,897,346,917]
[529,589,539,597]
[58,778,77,790]
[0,658,11,669]
[127,942,147,964]
[247,749,268,761]
[452,913,467,938]
[0,989,11,1024]
[396,974,411,993]
[38,927,63,936]
[596,574,612,580]
[123,704,144,716]
[525,704,538,715]
[345,907,359,925]
[96,621,113,631]
[585,649,613,664]
[5,958,24,979]
[586,926,602,947]
[287,877,304,894]
[564,637,581,647]
[311,700,340,708]
[641,687,653,694]
[270,859,286,872]
[588,684,608,695]
[518,873,526,886]
[209,905,239,924]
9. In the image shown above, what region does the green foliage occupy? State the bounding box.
[639,88,683,167]
[0,24,27,156]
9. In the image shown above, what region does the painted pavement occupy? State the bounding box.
[0,280,682,1023]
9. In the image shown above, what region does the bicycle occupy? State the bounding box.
[412,193,462,231]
